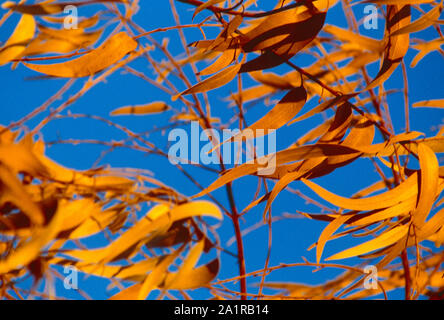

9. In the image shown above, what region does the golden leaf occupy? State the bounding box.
[327,225,409,261]
[412,143,439,226]
[0,14,35,65]
[367,5,411,89]
[301,172,418,211]
[110,102,170,116]
[23,32,137,78]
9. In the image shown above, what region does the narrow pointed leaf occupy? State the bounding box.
[327,225,409,261]
[301,172,418,211]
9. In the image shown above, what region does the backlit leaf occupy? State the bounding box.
[23,32,138,78]
[317,214,352,263]
[412,143,439,226]
[0,14,35,65]
[174,55,244,99]
[327,225,409,261]
[367,5,411,89]
[412,99,444,108]
[301,172,418,211]
[110,102,170,116]
[392,4,442,36]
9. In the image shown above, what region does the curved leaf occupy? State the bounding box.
[301,172,418,211]
[327,225,409,261]
[23,32,138,78]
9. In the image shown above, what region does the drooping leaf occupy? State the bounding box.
[0,165,44,225]
[301,172,418,211]
[419,207,444,240]
[349,196,416,227]
[163,240,205,289]
[0,142,48,177]
[317,214,352,263]
[173,55,244,99]
[51,256,161,282]
[65,201,221,263]
[367,5,411,89]
[214,86,307,151]
[137,248,182,300]
[2,0,129,15]
[412,99,444,108]
[323,25,383,52]
[21,26,102,57]
[240,9,327,72]
[0,201,64,273]
[162,259,219,290]
[206,15,243,52]
[412,143,439,226]
[193,0,226,19]
[359,0,433,4]
[194,144,362,198]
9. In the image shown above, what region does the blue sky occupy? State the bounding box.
[0,0,443,300]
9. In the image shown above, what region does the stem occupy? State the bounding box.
[226,183,247,300]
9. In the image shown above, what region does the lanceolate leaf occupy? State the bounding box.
[392,4,442,36]
[193,144,362,198]
[240,10,327,72]
[65,201,221,263]
[245,86,307,133]
[410,38,444,67]
[110,102,170,116]
[193,0,226,19]
[301,172,419,211]
[261,158,325,218]
[163,240,211,290]
[359,0,434,4]
[323,25,383,52]
[412,143,439,226]
[0,202,64,273]
[22,26,103,57]
[199,49,240,76]
[51,256,161,281]
[0,14,35,65]
[317,214,352,263]
[349,196,417,227]
[418,207,444,239]
[0,165,44,225]
[367,5,411,89]
[1,0,443,301]
[162,259,219,290]
[2,0,129,15]
[412,99,444,108]
[174,55,244,99]
[213,86,307,151]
